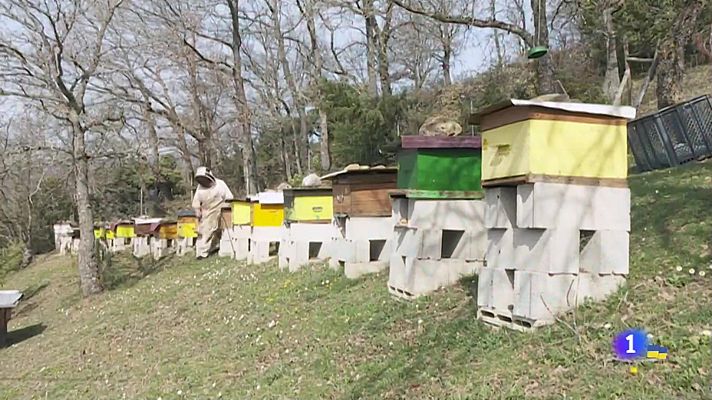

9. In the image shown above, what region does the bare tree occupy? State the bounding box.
[0,0,126,296]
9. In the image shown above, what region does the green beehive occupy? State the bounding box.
[396,136,483,196]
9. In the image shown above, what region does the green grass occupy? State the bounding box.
[1,162,711,399]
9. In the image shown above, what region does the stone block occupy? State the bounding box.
[580,230,630,275]
[513,272,578,322]
[392,226,423,258]
[408,199,485,231]
[513,228,580,274]
[517,182,630,230]
[485,187,517,228]
[485,228,515,269]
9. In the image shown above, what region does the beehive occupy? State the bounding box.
[115,222,135,238]
[397,136,482,193]
[93,226,105,239]
[253,192,285,227]
[230,199,253,226]
[471,100,636,185]
[158,222,178,240]
[220,204,233,230]
[321,166,398,217]
[106,229,115,240]
[177,211,198,239]
[283,187,333,223]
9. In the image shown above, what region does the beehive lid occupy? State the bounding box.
[399,136,482,150]
[134,217,163,225]
[257,191,284,205]
[0,290,22,308]
[471,99,636,124]
[177,210,196,218]
[320,164,397,181]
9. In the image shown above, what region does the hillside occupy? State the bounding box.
[0,161,711,399]
[634,64,711,116]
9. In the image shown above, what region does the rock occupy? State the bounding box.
[276,182,292,191]
[301,173,321,187]
[418,115,463,136]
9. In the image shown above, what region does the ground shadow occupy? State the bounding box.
[102,254,175,291]
[2,323,46,348]
[12,282,49,318]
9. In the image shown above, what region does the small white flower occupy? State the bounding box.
[654,190,659,194]
[699,271,706,277]
[604,323,612,329]
[701,330,711,337]
[268,320,277,329]
[689,268,696,275]
[417,319,423,325]
[177,390,183,395]
[676,266,683,272]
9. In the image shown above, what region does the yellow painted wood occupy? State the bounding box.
[115,225,135,238]
[253,203,284,226]
[159,224,178,240]
[94,228,105,239]
[293,195,333,221]
[177,219,198,238]
[106,230,115,240]
[482,119,627,181]
[231,201,252,226]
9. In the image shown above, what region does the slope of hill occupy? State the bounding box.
[634,64,711,116]
[0,161,711,399]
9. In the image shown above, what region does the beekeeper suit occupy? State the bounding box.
[192,167,234,259]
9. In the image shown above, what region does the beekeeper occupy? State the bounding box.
[192,167,234,259]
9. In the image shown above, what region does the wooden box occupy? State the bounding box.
[471,100,636,185]
[322,166,397,217]
[177,211,198,239]
[220,205,233,230]
[134,222,153,237]
[106,229,115,240]
[230,199,253,226]
[253,192,285,227]
[158,222,178,240]
[397,136,482,192]
[283,187,333,223]
[93,226,106,239]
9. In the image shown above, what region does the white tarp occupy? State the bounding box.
[472,99,637,122]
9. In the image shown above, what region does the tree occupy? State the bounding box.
[0,0,126,296]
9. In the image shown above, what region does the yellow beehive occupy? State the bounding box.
[115,223,135,238]
[472,100,636,184]
[106,229,115,240]
[284,188,333,223]
[253,203,284,227]
[231,199,253,226]
[93,227,105,239]
[177,215,198,239]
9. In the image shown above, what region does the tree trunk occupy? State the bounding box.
[364,0,380,96]
[602,6,620,103]
[530,0,556,94]
[656,0,704,109]
[318,108,331,171]
[226,0,258,195]
[70,114,103,296]
[442,38,453,86]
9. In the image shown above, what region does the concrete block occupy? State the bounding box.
[345,217,393,241]
[388,257,482,299]
[249,240,279,264]
[277,239,330,272]
[151,238,175,260]
[476,267,515,312]
[344,260,388,279]
[513,272,578,322]
[517,182,630,230]
[393,226,423,258]
[132,237,151,258]
[580,230,629,275]
[420,229,443,260]
[513,271,626,323]
[408,199,485,231]
[485,229,514,269]
[485,187,517,228]
[176,237,195,257]
[387,253,411,296]
[231,238,250,260]
[513,228,580,274]
[232,225,253,239]
[251,226,283,242]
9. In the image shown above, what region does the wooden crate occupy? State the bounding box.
[283,187,333,223]
[322,167,397,217]
[397,136,482,193]
[230,199,253,226]
[471,100,635,184]
[158,222,178,240]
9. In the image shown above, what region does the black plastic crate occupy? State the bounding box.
[628,95,712,172]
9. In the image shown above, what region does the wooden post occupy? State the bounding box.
[0,308,10,347]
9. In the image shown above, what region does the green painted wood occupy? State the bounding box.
[397,148,482,192]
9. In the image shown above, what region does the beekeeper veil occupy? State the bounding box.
[195,166,216,188]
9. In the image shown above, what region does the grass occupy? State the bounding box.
[1,161,711,399]
[634,64,711,116]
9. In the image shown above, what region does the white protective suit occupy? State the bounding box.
[192,167,234,258]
